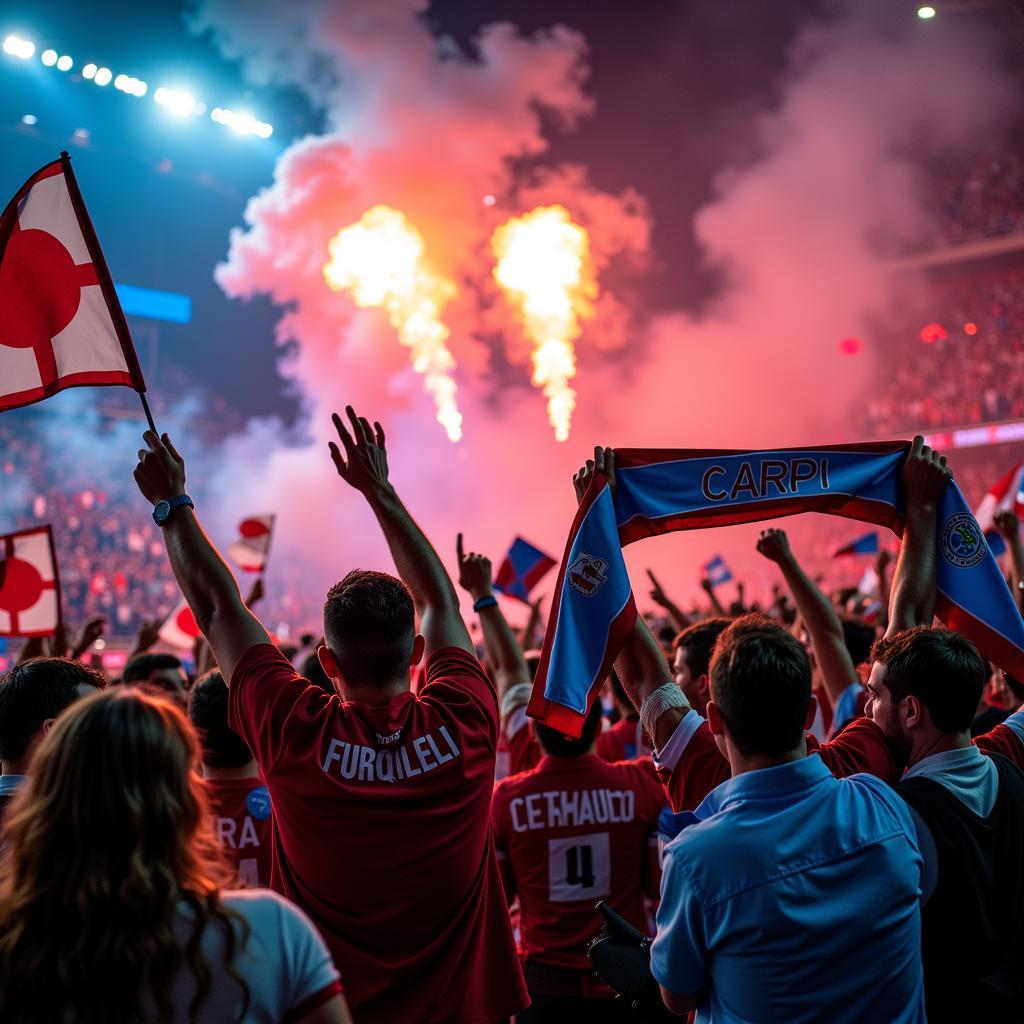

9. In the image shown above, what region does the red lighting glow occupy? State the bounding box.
[920,322,947,344]
[838,337,862,356]
[964,321,978,336]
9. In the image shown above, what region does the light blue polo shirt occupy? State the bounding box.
[651,756,926,1023]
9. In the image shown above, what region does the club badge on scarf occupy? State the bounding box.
[528,443,1024,736]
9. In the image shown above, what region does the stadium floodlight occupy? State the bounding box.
[56,54,72,71]
[3,35,35,59]
[154,86,197,117]
[22,114,37,125]
[94,66,112,86]
[211,106,273,138]
[917,5,936,18]
[114,73,128,90]
[82,62,96,79]
[41,48,57,66]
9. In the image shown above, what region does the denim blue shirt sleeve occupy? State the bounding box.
[651,843,708,997]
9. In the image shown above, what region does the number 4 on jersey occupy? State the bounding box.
[547,832,611,902]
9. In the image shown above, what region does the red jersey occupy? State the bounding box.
[657,712,900,812]
[205,775,273,888]
[496,700,541,781]
[229,644,528,1024]
[975,718,1024,769]
[595,716,651,763]
[491,754,666,972]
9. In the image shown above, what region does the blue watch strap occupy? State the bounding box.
[473,595,498,612]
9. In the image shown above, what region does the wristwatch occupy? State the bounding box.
[153,494,194,526]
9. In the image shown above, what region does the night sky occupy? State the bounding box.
[0,0,850,421]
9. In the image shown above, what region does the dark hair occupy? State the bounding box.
[323,570,415,687]
[123,652,185,686]
[299,652,335,695]
[674,617,731,679]
[187,670,253,769]
[871,627,986,734]
[709,614,811,757]
[535,700,604,757]
[0,658,106,762]
[0,687,249,1024]
[840,616,876,668]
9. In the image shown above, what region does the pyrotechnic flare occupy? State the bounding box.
[323,205,463,442]
[492,205,596,442]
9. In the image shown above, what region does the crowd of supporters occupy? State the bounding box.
[1,409,1023,1023]
[858,265,1024,437]
[920,133,1024,248]
[0,413,316,640]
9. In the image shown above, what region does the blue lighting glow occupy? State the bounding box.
[115,284,192,324]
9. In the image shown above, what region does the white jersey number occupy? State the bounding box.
[547,832,611,902]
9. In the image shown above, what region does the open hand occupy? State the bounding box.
[134,432,186,504]
[456,533,493,600]
[329,407,389,496]
[74,616,106,656]
[135,617,162,653]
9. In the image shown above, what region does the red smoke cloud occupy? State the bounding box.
[193,0,1014,622]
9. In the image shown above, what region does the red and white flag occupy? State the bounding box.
[974,461,1024,535]
[159,598,202,650]
[0,526,61,637]
[0,154,146,412]
[227,515,275,573]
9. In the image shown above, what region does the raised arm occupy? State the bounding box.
[455,534,531,699]
[994,511,1024,616]
[886,435,951,636]
[573,447,683,750]
[700,577,727,617]
[647,569,692,632]
[134,431,270,684]
[521,594,545,651]
[757,527,856,711]
[875,548,893,632]
[329,408,471,656]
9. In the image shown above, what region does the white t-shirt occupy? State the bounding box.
[165,889,341,1023]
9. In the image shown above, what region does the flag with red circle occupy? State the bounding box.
[159,597,203,650]
[0,154,146,413]
[0,525,61,638]
[227,515,276,573]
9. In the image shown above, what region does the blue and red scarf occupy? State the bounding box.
[529,443,1024,735]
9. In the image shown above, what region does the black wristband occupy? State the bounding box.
[473,595,498,612]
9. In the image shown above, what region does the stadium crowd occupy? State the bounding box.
[1,407,1023,1024]
[859,266,1024,437]
[921,133,1024,248]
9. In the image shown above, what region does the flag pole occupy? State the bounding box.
[139,392,158,435]
[59,151,158,436]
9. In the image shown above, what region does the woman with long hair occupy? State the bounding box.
[0,685,350,1024]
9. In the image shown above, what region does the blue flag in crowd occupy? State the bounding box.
[493,537,557,604]
[703,554,733,586]
[528,443,1024,736]
[833,531,880,558]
